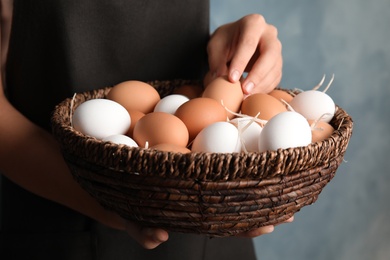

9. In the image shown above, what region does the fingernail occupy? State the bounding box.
[145,228,168,243]
[230,70,241,82]
[244,81,254,93]
[265,225,275,234]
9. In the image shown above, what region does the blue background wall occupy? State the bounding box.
[210,0,390,259]
[0,1,388,259]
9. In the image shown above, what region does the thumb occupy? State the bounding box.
[125,221,169,249]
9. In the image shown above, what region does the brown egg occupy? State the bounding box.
[202,76,244,119]
[133,112,189,148]
[174,97,227,141]
[125,110,145,138]
[173,84,203,99]
[308,120,335,142]
[241,93,287,121]
[268,89,294,103]
[150,143,191,153]
[107,80,160,114]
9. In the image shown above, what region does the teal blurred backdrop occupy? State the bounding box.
[211,0,390,259]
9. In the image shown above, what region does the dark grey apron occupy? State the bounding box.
[0,1,256,259]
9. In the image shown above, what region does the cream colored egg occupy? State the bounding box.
[154,94,189,114]
[230,117,263,152]
[191,121,241,153]
[103,134,139,147]
[289,90,335,123]
[72,99,130,139]
[258,111,311,152]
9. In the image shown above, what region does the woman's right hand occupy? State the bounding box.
[124,220,169,249]
[101,210,168,249]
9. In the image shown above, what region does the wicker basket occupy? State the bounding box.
[51,79,353,237]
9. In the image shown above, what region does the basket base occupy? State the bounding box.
[65,152,340,237]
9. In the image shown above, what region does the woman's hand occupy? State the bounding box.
[122,215,294,248]
[123,217,294,248]
[123,216,294,248]
[108,212,168,249]
[236,216,294,238]
[124,221,169,249]
[207,14,283,94]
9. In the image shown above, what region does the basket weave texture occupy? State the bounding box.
[51,79,353,237]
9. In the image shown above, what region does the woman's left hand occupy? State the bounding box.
[207,14,283,95]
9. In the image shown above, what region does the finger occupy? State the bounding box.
[236,215,294,238]
[248,54,283,94]
[236,225,275,238]
[273,215,295,228]
[227,14,266,84]
[207,25,232,77]
[125,222,169,249]
[242,25,282,94]
[280,215,295,224]
[141,227,169,249]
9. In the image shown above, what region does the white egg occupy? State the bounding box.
[191,121,241,153]
[230,117,262,152]
[72,99,131,139]
[153,94,190,114]
[103,134,138,147]
[258,111,312,152]
[289,90,335,123]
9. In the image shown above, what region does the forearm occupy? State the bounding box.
[0,95,125,231]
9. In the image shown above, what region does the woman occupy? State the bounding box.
[0,0,286,259]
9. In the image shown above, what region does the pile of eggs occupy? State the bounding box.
[71,75,336,154]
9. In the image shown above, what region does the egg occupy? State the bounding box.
[202,76,244,119]
[258,111,312,152]
[125,110,145,138]
[230,117,263,152]
[173,84,203,99]
[268,89,294,103]
[72,99,130,139]
[107,80,160,114]
[191,121,241,153]
[289,90,335,123]
[133,112,189,148]
[150,143,191,153]
[174,97,227,141]
[153,94,190,114]
[308,119,335,142]
[103,134,139,147]
[241,93,287,121]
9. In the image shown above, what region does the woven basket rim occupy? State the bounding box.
[51,80,353,181]
[50,79,354,236]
